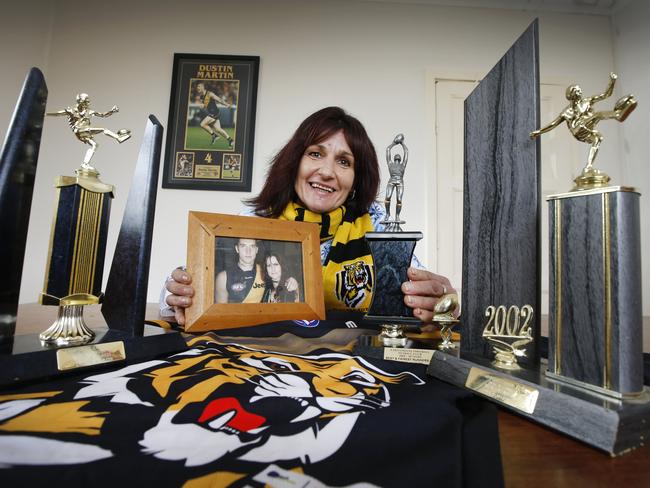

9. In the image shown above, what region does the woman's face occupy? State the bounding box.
[265,256,282,284]
[294,130,355,213]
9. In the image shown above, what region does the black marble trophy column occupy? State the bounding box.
[365,231,423,345]
[547,188,643,398]
[356,134,426,351]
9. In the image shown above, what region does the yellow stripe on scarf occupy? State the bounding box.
[280,203,374,311]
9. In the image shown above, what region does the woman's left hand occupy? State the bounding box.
[284,277,299,293]
[401,267,457,323]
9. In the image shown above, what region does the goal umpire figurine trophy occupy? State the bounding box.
[39,93,131,345]
[357,134,458,356]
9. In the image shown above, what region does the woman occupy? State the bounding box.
[164,107,454,325]
[261,252,300,303]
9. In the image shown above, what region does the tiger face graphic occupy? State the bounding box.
[335,261,373,308]
[0,339,423,470]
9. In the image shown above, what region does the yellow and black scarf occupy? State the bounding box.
[280,202,375,311]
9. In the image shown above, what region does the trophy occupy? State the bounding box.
[0,69,187,387]
[433,294,460,351]
[354,134,457,361]
[481,304,534,371]
[532,73,642,399]
[362,134,422,347]
[38,93,131,345]
[427,25,650,456]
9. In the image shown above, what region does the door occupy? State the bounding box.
[433,79,581,314]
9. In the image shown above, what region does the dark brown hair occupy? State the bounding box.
[246,106,379,217]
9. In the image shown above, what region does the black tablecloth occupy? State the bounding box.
[0,320,503,487]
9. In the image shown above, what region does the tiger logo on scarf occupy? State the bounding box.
[335,260,373,308]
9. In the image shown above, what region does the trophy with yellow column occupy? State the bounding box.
[39,93,131,345]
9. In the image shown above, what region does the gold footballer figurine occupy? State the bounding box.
[48,93,131,173]
[530,72,637,190]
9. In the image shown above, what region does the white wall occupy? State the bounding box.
[0,2,53,127]
[612,0,650,315]
[1,0,633,307]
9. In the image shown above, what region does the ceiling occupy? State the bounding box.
[360,0,631,16]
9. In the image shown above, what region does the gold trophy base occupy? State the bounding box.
[492,350,522,371]
[379,323,408,347]
[432,294,460,351]
[437,320,459,351]
[572,167,611,191]
[39,304,95,346]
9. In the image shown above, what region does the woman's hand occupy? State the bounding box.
[284,277,299,293]
[401,267,457,324]
[165,268,195,325]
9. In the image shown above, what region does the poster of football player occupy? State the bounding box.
[162,53,259,192]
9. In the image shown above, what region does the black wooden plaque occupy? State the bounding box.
[427,351,650,456]
[0,68,47,341]
[102,116,163,336]
[461,20,541,366]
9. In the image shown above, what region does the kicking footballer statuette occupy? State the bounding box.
[530,72,637,191]
[39,94,131,345]
[364,134,423,346]
[0,71,187,387]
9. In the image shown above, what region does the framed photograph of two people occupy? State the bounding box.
[185,212,326,331]
[162,53,259,192]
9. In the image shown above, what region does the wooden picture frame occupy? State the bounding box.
[185,212,325,331]
[162,53,259,192]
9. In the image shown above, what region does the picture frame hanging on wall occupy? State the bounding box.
[162,53,259,191]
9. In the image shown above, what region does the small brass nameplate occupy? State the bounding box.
[195,164,221,179]
[465,367,539,414]
[56,341,126,371]
[383,348,435,365]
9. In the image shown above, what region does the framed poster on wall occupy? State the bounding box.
[162,53,259,191]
